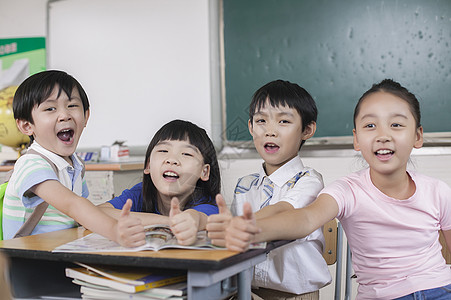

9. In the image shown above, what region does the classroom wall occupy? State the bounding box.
[1,0,220,149]
[2,1,451,299]
[0,0,47,37]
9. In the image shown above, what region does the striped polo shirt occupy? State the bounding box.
[2,142,88,239]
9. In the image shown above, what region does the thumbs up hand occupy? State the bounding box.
[242,202,256,224]
[217,194,230,215]
[120,198,133,218]
[206,194,233,247]
[169,197,199,246]
[225,202,260,252]
[116,199,146,247]
[169,197,183,218]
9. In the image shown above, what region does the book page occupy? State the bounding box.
[53,225,251,253]
[145,225,227,250]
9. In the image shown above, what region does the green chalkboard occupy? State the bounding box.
[223,0,451,141]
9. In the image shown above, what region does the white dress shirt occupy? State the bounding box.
[232,156,332,294]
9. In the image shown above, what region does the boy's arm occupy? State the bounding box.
[98,202,170,226]
[31,180,146,247]
[226,194,339,252]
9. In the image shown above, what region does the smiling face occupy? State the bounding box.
[145,139,210,208]
[353,91,423,179]
[249,100,316,175]
[16,85,89,164]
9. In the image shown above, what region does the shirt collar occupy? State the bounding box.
[258,156,305,187]
[29,142,83,172]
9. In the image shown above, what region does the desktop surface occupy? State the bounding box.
[0,227,291,299]
[0,227,289,270]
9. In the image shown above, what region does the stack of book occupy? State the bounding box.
[65,262,187,299]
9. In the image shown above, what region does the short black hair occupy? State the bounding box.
[249,79,318,147]
[13,70,90,123]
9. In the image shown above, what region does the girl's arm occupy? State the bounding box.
[206,194,233,247]
[258,193,338,241]
[31,180,146,247]
[222,201,296,250]
[169,198,208,245]
[225,193,339,252]
[254,201,294,219]
[255,172,323,220]
[98,202,170,226]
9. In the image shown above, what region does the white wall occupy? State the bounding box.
[0,0,48,37]
[1,0,215,149]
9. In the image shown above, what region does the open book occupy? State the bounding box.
[53,224,266,253]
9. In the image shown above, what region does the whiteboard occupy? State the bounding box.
[48,0,212,149]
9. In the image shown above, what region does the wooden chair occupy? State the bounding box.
[323,219,354,300]
[0,253,12,300]
[440,230,451,264]
[323,219,344,300]
[323,219,338,265]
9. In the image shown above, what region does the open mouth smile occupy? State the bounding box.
[163,171,179,181]
[375,149,394,161]
[264,143,280,154]
[57,129,74,143]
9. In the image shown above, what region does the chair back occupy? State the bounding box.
[323,218,338,265]
[439,231,451,264]
[322,219,347,300]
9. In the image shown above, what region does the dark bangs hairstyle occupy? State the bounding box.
[142,120,220,213]
[13,70,90,141]
[353,79,421,129]
[249,79,318,148]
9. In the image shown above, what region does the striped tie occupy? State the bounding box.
[259,171,308,209]
[260,176,274,208]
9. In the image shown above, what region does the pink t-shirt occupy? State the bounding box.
[321,168,451,300]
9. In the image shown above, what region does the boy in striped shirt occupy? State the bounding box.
[2,70,145,247]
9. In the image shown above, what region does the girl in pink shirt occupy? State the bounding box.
[225,79,451,299]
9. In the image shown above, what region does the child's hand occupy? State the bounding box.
[225,202,260,252]
[206,194,232,247]
[169,197,199,246]
[116,199,146,247]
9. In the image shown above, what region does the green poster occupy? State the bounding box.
[0,37,46,151]
[0,37,46,88]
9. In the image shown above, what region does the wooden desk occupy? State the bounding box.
[0,227,288,299]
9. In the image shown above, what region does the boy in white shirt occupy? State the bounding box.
[2,70,145,247]
[208,80,331,299]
